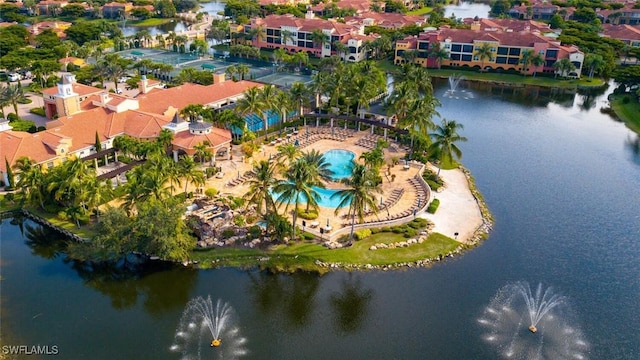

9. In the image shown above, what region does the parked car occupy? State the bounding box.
[8,73,21,82]
[117,76,131,83]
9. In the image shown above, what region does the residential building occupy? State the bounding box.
[463,18,551,33]
[600,24,640,47]
[101,2,133,19]
[395,27,584,76]
[246,13,376,61]
[344,11,426,29]
[36,0,68,16]
[309,0,386,15]
[598,5,640,25]
[27,21,72,37]
[507,2,560,20]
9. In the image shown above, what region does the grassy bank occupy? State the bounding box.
[26,206,97,239]
[609,94,640,134]
[406,7,433,15]
[377,60,605,88]
[190,232,459,273]
[126,18,173,27]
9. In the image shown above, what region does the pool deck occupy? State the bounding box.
[187,126,484,244]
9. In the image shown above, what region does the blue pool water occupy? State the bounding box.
[273,186,349,208]
[323,149,355,180]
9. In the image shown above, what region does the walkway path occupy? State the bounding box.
[419,164,483,244]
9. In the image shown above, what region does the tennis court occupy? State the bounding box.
[118,48,201,65]
[255,72,312,87]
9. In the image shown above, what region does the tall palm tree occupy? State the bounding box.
[244,160,278,216]
[236,86,267,132]
[13,157,45,209]
[289,82,309,117]
[178,155,205,194]
[428,43,449,69]
[474,42,494,72]
[276,143,300,167]
[273,159,322,241]
[520,49,534,76]
[274,90,292,125]
[584,53,604,80]
[83,177,112,220]
[309,71,330,109]
[1,84,26,116]
[332,41,349,61]
[310,29,329,51]
[236,63,250,80]
[331,164,382,240]
[281,29,294,46]
[553,58,576,79]
[531,54,545,77]
[428,119,468,178]
[401,96,440,148]
[301,149,334,182]
[259,84,279,128]
[193,141,213,165]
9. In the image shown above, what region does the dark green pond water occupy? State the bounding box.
[2,80,639,359]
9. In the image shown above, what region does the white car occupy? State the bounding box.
[117,76,130,83]
[8,73,21,82]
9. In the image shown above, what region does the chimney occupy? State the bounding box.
[98,92,111,107]
[138,75,150,94]
[305,9,315,19]
[213,71,226,84]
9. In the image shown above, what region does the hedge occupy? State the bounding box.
[427,198,440,214]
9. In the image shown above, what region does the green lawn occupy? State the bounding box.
[27,207,98,240]
[126,18,173,27]
[427,68,605,88]
[406,7,433,15]
[190,232,460,272]
[609,94,640,134]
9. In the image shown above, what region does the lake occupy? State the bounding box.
[1,79,639,359]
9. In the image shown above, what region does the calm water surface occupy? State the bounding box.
[2,80,640,359]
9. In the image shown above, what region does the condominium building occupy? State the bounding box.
[246,13,376,62]
[395,26,583,77]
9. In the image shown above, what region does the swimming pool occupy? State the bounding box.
[323,149,355,181]
[272,186,349,208]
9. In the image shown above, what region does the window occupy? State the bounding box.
[267,37,274,43]
[298,32,305,39]
[462,54,472,61]
[450,53,461,60]
[349,46,357,54]
[497,47,508,55]
[462,44,473,53]
[267,29,273,35]
[539,50,545,55]
[298,41,305,47]
[451,44,462,52]
[508,57,519,65]
[418,42,429,50]
[508,48,521,56]
[325,44,330,49]
[47,162,54,169]
[444,44,451,49]
[496,56,507,64]
[546,49,558,58]
[306,42,314,48]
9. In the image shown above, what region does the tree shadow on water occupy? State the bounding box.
[330,274,374,334]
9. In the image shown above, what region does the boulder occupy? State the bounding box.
[369,246,377,251]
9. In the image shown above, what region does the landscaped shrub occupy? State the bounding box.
[427,198,440,214]
[301,231,315,240]
[230,196,245,209]
[7,113,19,122]
[248,225,262,239]
[353,228,372,240]
[205,167,216,178]
[403,228,418,238]
[29,107,46,117]
[296,209,318,220]
[204,187,218,198]
[411,218,428,228]
[57,211,68,221]
[234,215,245,226]
[221,228,235,239]
[246,214,257,224]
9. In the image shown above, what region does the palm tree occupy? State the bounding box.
[293,51,309,68]
[309,71,330,109]
[249,26,266,43]
[236,86,267,132]
[474,42,494,72]
[1,84,26,116]
[276,143,300,167]
[244,160,278,216]
[301,149,334,182]
[428,43,449,69]
[520,49,534,76]
[274,90,292,125]
[531,54,545,77]
[193,141,213,165]
[310,29,329,51]
[273,159,322,241]
[332,41,349,61]
[225,65,238,81]
[13,157,45,209]
[178,155,205,194]
[289,82,309,117]
[402,96,440,147]
[428,119,468,178]
[553,58,576,79]
[584,53,604,80]
[83,177,112,220]
[273,47,288,67]
[331,164,382,240]
[281,30,294,47]
[236,63,250,80]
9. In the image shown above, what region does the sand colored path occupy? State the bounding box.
[419,164,484,244]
